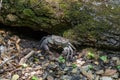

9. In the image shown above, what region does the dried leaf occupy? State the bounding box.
[0,30,5,33]
[11,74,19,80]
[96,70,104,75]
[81,68,94,80]
[102,69,117,76]
[16,38,21,44]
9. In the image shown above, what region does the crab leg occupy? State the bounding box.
[68,43,76,50]
[68,46,74,59]
[67,47,70,60]
[63,47,69,59]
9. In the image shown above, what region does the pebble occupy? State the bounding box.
[112,57,120,65]
[116,59,120,65]
[72,68,78,74]
[42,61,49,68]
[100,76,112,80]
[57,71,65,75]
[60,75,72,80]
[40,56,44,60]
[49,70,53,73]
[59,63,66,69]
[94,61,99,65]
[48,62,57,69]
[111,73,119,78]
[112,57,119,61]
[81,76,87,80]
[0,45,6,54]
[49,55,56,61]
[71,75,80,80]
[66,62,71,66]
[47,75,54,80]
[0,69,4,74]
[68,67,73,72]
[64,67,69,71]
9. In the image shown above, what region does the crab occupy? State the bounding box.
[39,35,76,60]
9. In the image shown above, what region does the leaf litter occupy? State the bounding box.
[0,29,120,80]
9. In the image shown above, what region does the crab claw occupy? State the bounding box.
[62,46,74,61]
[62,47,69,59]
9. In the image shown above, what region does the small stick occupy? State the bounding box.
[0,55,16,67]
[19,50,34,65]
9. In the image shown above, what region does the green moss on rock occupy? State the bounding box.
[23,9,35,17]
[30,0,39,7]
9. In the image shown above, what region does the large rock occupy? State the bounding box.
[0,0,120,50]
[0,0,72,33]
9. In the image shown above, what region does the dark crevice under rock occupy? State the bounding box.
[0,23,50,40]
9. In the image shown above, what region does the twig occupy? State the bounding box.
[19,50,34,65]
[0,55,16,67]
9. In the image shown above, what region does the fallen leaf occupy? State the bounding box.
[16,38,20,44]
[96,70,104,75]
[11,74,19,80]
[0,30,5,33]
[102,69,117,76]
[81,68,94,80]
